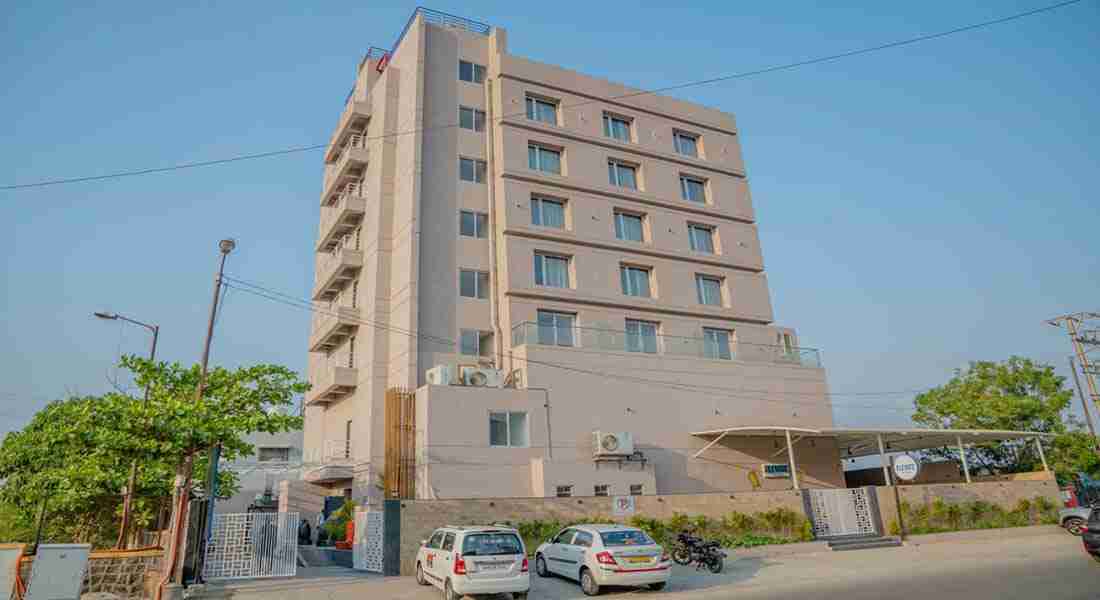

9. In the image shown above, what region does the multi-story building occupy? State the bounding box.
[302,8,840,502]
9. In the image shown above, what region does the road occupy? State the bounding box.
[212,530,1099,600]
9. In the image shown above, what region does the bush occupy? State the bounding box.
[895,496,1057,535]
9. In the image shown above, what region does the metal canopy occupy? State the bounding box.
[690,426,1053,460]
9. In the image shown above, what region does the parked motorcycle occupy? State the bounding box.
[671,532,726,573]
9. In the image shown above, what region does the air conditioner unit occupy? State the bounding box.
[592,431,635,458]
[425,364,459,386]
[459,366,502,388]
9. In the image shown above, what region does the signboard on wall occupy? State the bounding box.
[893,454,920,482]
[611,496,636,516]
[762,463,791,479]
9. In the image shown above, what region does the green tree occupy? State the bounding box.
[0,356,307,546]
[912,356,1095,480]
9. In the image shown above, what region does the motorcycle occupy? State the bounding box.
[670,531,726,573]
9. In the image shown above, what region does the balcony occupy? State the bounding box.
[304,439,354,483]
[321,134,369,206]
[324,98,371,164]
[510,321,822,368]
[317,183,366,252]
[312,246,363,302]
[309,306,359,352]
[306,363,358,405]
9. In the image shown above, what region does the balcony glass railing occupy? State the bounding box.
[510,321,821,368]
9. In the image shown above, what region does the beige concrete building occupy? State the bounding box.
[302,8,839,502]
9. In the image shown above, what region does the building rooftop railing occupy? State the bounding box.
[510,321,822,368]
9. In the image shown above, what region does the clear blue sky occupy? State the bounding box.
[2,1,1098,437]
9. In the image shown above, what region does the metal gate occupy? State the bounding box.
[805,488,879,538]
[202,512,298,580]
[352,510,384,573]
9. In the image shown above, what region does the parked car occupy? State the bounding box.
[1060,506,1092,536]
[534,524,671,596]
[1083,508,1100,564]
[415,525,529,600]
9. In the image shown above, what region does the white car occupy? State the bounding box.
[415,525,529,600]
[534,524,670,596]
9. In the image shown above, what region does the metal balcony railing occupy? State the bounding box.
[510,321,822,368]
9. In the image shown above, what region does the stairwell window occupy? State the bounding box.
[460,329,494,357]
[703,328,733,360]
[459,106,486,132]
[696,275,724,306]
[614,211,645,243]
[608,160,638,190]
[490,411,528,447]
[594,484,610,497]
[460,157,487,183]
[630,484,644,496]
[537,310,575,347]
[526,95,558,125]
[534,253,570,288]
[603,113,632,142]
[528,144,562,175]
[680,175,707,203]
[531,196,566,229]
[459,60,486,83]
[674,130,700,157]
[459,269,490,299]
[625,319,659,354]
[348,335,356,367]
[688,224,715,254]
[460,210,488,238]
[555,485,574,498]
[620,265,652,298]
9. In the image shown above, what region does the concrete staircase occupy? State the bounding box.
[826,535,903,551]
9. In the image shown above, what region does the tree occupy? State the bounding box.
[0,356,307,546]
[912,356,1096,480]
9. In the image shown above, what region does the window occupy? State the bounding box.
[603,113,631,142]
[257,447,290,462]
[688,224,715,253]
[351,280,359,308]
[458,60,486,83]
[779,332,795,355]
[537,310,575,346]
[614,211,645,243]
[442,532,456,551]
[459,106,486,132]
[696,275,723,306]
[348,335,356,367]
[625,319,659,354]
[460,210,488,238]
[462,532,524,555]
[629,484,644,496]
[703,327,733,360]
[573,530,594,547]
[593,484,609,497]
[528,144,561,175]
[525,95,558,125]
[428,531,445,549]
[608,160,638,189]
[534,253,570,288]
[459,157,487,183]
[460,330,493,357]
[531,197,566,228]
[490,411,528,447]
[555,486,574,498]
[600,530,654,546]
[459,269,489,299]
[680,175,707,203]
[620,265,652,298]
[674,131,699,157]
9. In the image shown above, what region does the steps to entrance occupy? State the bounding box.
[826,536,903,552]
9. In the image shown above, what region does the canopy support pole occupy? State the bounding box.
[1034,437,1049,472]
[786,428,800,490]
[957,436,971,483]
[692,431,728,459]
[877,434,892,485]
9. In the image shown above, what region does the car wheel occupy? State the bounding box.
[535,554,550,577]
[444,578,461,600]
[1065,517,1087,536]
[580,568,601,596]
[416,562,428,585]
[648,582,667,591]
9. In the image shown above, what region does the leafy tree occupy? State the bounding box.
[0,356,307,546]
[912,356,1096,480]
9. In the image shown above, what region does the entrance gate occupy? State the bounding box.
[805,488,879,538]
[202,512,298,580]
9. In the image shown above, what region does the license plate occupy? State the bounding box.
[481,561,509,570]
[626,556,650,564]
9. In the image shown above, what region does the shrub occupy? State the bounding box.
[898,496,1056,535]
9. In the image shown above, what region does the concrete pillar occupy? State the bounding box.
[877,434,892,485]
[785,429,800,490]
[957,436,971,483]
[1034,437,1050,472]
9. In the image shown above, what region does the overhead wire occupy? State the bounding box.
[0,0,1085,191]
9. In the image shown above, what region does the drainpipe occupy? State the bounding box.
[526,387,553,459]
[484,77,504,371]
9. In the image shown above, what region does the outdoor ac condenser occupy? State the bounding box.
[425,364,459,386]
[592,431,635,457]
[459,366,502,387]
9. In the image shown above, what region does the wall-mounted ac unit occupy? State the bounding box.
[425,364,459,386]
[459,366,502,388]
[592,431,635,458]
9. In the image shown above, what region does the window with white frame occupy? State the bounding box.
[594,484,610,497]
[528,144,562,174]
[629,484,643,496]
[603,113,631,142]
[608,160,638,189]
[489,411,528,447]
[537,310,575,346]
[258,447,290,462]
[531,196,566,228]
[458,106,486,132]
[459,157,487,183]
[525,95,558,125]
[620,265,652,298]
[555,485,573,498]
[702,327,733,360]
[534,253,570,288]
[688,224,715,253]
[459,269,490,299]
[625,319,659,354]
[614,211,645,243]
[674,130,699,157]
[460,329,493,357]
[460,210,488,238]
[680,175,707,203]
[695,274,724,306]
[458,60,486,83]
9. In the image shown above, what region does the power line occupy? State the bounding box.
[1,0,1084,192]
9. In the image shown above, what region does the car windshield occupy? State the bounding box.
[461,532,523,556]
[599,530,654,546]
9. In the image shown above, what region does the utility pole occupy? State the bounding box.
[1047,312,1100,418]
[1069,356,1099,445]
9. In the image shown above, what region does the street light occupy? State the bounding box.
[94,310,160,548]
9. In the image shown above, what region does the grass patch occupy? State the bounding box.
[888,495,1057,535]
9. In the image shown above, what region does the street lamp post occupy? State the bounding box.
[94,311,159,549]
